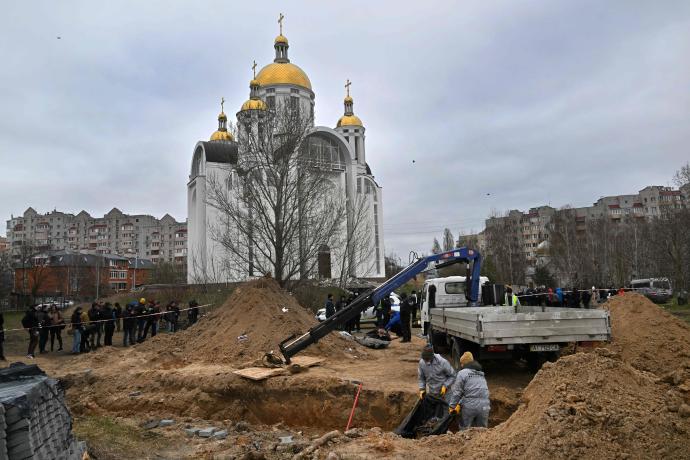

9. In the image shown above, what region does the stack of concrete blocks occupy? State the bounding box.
[0,364,86,460]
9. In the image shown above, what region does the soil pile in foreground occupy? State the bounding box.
[141,278,356,364]
[456,349,690,459]
[605,293,690,376]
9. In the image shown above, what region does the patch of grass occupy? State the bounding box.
[660,297,690,323]
[73,416,165,460]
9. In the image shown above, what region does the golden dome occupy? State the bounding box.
[256,62,312,90]
[337,115,363,127]
[241,99,268,111]
[250,79,260,87]
[274,34,288,44]
[218,111,227,120]
[344,95,353,103]
[210,130,234,142]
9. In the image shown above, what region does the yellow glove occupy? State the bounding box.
[418,389,426,400]
[440,385,447,396]
[449,404,460,415]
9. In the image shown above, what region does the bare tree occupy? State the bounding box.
[673,161,690,187]
[332,192,376,288]
[0,250,12,306]
[431,238,442,254]
[442,228,455,252]
[484,211,527,285]
[205,103,347,287]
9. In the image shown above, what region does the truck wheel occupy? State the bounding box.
[429,326,448,354]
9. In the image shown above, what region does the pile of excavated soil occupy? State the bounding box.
[139,278,359,364]
[605,293,690,376]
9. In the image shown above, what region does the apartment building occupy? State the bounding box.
[6,208,187,268]
[485,185,688,266]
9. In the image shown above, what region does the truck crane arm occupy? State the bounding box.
[279,248,482,363]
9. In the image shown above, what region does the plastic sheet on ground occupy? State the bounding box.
[394,394,457,438]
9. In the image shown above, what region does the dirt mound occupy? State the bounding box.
[333,350,690,459]
[605,293,690,376]
[139,278,357,364]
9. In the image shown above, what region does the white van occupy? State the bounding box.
[421,275,490,328]
[630,278,673,303]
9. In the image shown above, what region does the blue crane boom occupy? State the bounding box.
[279,248,482,363]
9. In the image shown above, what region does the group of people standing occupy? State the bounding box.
[379,291,420,343]
[21,305,66,358]
[516,285,620,309]
[18,298,202,358]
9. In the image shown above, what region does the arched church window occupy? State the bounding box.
[305,135,344,171]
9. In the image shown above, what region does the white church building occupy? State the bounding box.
[187,22,384,284]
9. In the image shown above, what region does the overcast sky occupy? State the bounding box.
[1,1,689,258]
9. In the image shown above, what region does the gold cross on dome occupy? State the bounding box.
[345,79,352,97]
[252,60,257,78]
[278,13,285,35]
[220,97,225,112]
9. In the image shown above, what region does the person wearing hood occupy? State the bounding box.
[448,352,491,429]
[418,344,456,400]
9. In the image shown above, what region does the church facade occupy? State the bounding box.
[187,23,384,284]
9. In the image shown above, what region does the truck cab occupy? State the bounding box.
[421,276,490,326]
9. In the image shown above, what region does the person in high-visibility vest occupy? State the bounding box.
[505,286,520,307]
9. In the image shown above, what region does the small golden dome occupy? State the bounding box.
[274,34,288,44]
[218,111,227,120]
[250,79,260,87]
[256,62,312,90]
[337,115,363,127]
[210,130,234,142]
[241,99,268,111]
[344,95,353,103]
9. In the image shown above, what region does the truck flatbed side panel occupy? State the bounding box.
[429,308,611,345]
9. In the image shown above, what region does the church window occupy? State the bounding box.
[357,178,362,194]
[267,96,275,109]
[290,96,299,114]
[304,134,344,171]
[354,138,359,161]
[290,88,299,94]
[266,88,275,93]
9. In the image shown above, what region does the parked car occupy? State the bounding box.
[315,293,400,322]
[630,278,673,303]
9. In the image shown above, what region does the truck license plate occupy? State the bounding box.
[530,344,559,352]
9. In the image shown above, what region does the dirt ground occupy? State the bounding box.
[4,285,689,459]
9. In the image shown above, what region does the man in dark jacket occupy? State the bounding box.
[36,306,50,354]
[102,303,115,346]
[21,306,39,359]
[122,304,136,346]
[114,302,122,332]
[381,295,392,327]
[325,294,335,319]
[88,303,101,348]
[187,300,199,325]
[399,293,412,343]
